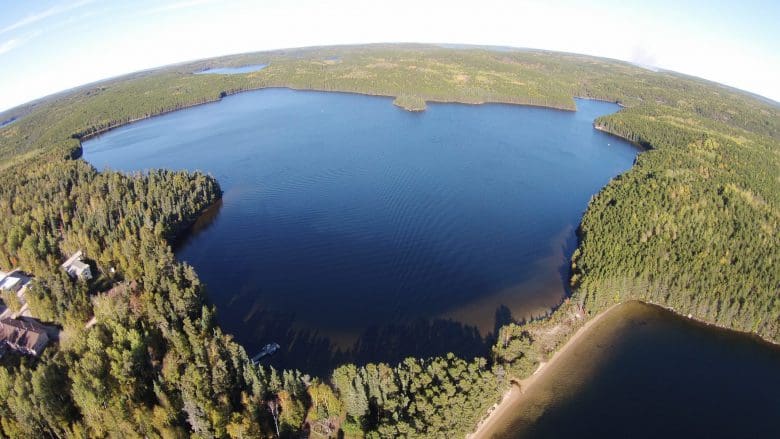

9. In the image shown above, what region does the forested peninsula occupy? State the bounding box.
[0,44,777,438]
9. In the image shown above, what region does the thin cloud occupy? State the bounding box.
[0,0,95,35]
[0,38,22,55]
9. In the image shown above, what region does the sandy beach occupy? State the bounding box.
[468,303,622,439]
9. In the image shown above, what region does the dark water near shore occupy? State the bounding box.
[83,89,637,373]
[487,302,780,439]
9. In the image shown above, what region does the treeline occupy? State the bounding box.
[574,106,779,341]
[332,356,501,438]
[6,45,777,165]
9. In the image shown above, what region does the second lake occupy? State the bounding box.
[84,89,638,373]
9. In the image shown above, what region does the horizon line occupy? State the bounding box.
[1,42,778,116]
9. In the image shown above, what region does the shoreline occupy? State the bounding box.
[467,383,522,439]
[77,96,227,141]
[644,300,780,350]
[74,84,587,144]
[468,303,622,439]
[468,299,780,438]
[593,124,650,151]
[574,95,625,108]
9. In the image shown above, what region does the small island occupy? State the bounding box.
[393,95,427,112]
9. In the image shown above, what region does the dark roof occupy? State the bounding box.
[0,318,48,352]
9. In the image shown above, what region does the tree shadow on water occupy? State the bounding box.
[172,198,224,252]
[243,304,533,376]
[556,227,579,298]
[350,318,487,366]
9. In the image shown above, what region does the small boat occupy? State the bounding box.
[251,342,280,364]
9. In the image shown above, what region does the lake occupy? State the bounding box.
[194,64,268,74]
[83,89,638,373]
[0,116,17,128]
[484,302,780,438]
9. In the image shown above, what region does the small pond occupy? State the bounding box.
[195,63,268,74]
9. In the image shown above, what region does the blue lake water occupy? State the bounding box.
[83,89,638,373]
[194,64,268,74]
[0,116,17,128]
[489,302,780,438]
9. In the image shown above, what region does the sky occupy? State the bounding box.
[0,0,778,112]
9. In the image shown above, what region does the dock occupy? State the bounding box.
[251,342,280,364]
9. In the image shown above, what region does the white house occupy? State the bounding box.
[61,250,93,280]
[0,274,22,293]
[0,270,30,293]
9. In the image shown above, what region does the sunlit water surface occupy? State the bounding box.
[84,89,637,373]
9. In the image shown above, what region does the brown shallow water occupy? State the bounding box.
[483,302,780,439]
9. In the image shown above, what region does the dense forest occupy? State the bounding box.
[573,106,779,340]
[0,44,777,437]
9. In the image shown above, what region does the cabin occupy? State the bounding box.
[0,271,31,292]
[0,270,33,319]
[0,318,50,356]
[0,272,24,293]
[61,250,92,280]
